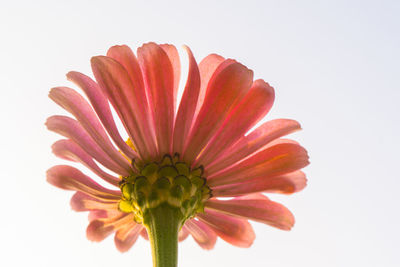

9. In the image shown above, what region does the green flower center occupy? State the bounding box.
[118,154,212,224]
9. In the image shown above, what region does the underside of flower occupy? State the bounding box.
[46,42,309,267]
[118,154,212,225]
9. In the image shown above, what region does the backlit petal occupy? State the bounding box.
[52,139,120,186]
[67,71,138,160]
[208,119,301,174]
[185,219,217,250]
[46,165,120,200]
[196,79,275,167]
[205,194,294,230]
[211,171,307,196]
[172,46,201,154]
[208,143,309,187]
[137,42,175,156]
[91,55,157,160]
[183,60,253,164]
[197,209,255,248]
[114,222,143,252]
[46,115,129,176]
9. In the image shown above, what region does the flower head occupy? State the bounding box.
[46,42,309,254]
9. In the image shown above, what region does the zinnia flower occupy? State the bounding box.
[46,42,309,267]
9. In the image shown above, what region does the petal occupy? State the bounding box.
[160,44,180,113]
[49,87,132,172]
[196,79,275,167]
[183,60,254,164]
[52,139,120,186]
[67,71,138,160]
[88,210,122,222]
[140,228,149,240]
[211,171,307,197]
[91,55,157,160]
[114,222,143,252]
[185,219,217,250]
[205,194,295,230]
[208,143,309,187]
[137,42,175,156]
[208,119,301,174]
[87,213,133,242]
[70,192,119,211]
[46,165,120,200]
[193,54,225,122]
[46,115,129,176]
[172,46,201,154]
[197,209,255,248]
[178,226,189,242]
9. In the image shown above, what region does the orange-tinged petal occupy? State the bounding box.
[208,143,309,187]
[197,209,255,248]
[114,222,143,252]
[193,54,225,122]
[208,119,301,174]
[183,59,253,164]
[52,139,120,186]
[205,194,295,230]
[70,192,119,211]
[46,115,129,176]
[137,42,175,156]
[185,219,217,250]
[87,213,133,242]
[46,165,120,201]
[196,79,275,167]
[178,226,189,242]
[160,44,180,113]
[67,71,138,160]
[49,86,132,172]
[172,46,201,154]
[91,56,157,160]
[211,171,307,197]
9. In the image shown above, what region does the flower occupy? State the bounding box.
[46,43,309,259]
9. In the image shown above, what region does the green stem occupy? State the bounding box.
[143,203,183,267]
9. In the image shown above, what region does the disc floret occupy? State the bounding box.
[118,154,212,224]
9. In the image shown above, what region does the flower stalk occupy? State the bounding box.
[144,203,184,267]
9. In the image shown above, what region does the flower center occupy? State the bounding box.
[118,154,212,224]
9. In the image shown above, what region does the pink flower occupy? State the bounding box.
[46,42,309,253]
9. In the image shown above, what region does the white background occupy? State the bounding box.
[1,0,399,266]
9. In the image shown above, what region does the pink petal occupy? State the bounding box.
[172,46,201,154]
[49,87,132,172]
[46,165,120,200]
[140,228,149,240]
[208,119,301,174]
[67,71,138,160]
[52,139,120,186]
[46,115,129,176]
[88,210,122,222]
[197,209,255,248]
[137,42,175,156]
[211,171,307,197]
[91,55,157,160]
[196,79,275,167]
[185,219,217,250]
[70,192,119,212]
[208,143,309,187]
[183,60,254,164]
[205,194,295,230]
[114,222,143,252]
[193,54,225,122]
[178,226,189,242]
[87,213,133,242]
[160,44,180,113]
[105,45,156,158]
